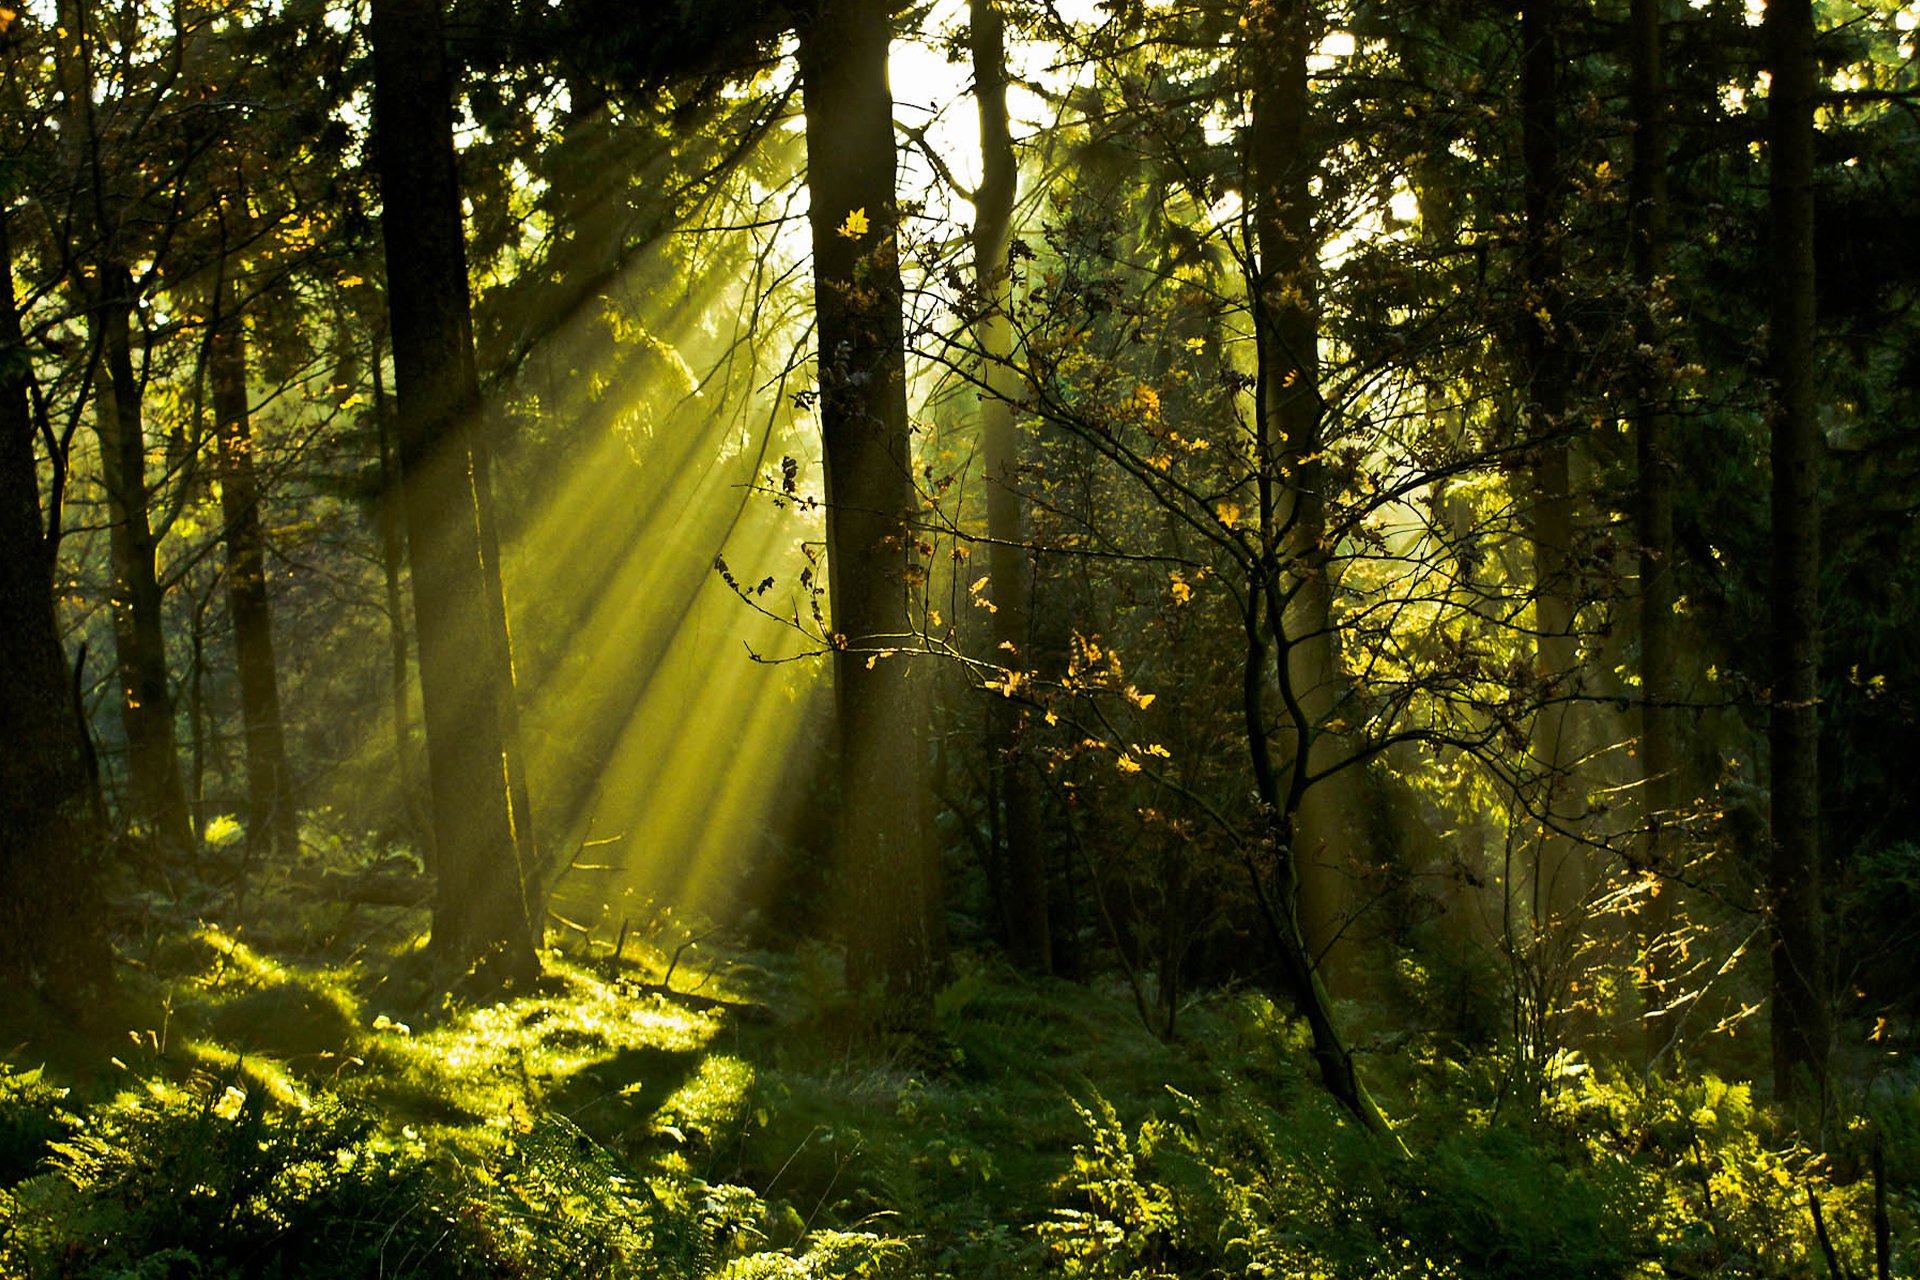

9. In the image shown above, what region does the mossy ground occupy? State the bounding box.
[1,880,1913,1277]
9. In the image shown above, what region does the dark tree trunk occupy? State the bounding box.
[94,268,196,854]
[796,0,944,1002]
[371,333,426,847]
[1518,0,1587,1042]
[52,0,193,855]
[0,209,112,1002]
[370,0,539,985]
[971,0,1049,974]
[210,269,298,860]
[1628,0,1678,1066]
[1764,0,1828,1119]
[1242,0,1399,1147]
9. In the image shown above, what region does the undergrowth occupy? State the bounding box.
[0,888,1911,1278]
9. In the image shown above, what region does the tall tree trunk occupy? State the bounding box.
[0,209,112,1002]
[370,332,425,847]
[1520,0,1584,1038]
[210,264,298,860]
[796,0,944,1002]
[1247,0,1371,980]
[1764,0,1828,1119]
[1243,0,1400,1147]
[971,0,1049,973]
[94,268,196,853]
[1628,0,1678,1066]
[53,0,194,854]
[370,0,539,985]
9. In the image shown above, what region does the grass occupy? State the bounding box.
[1,878,1912,1277]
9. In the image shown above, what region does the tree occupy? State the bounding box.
[1241,0,1400,1144]
[971,0,1050,973]
[52,0,195,853]
[208,173,299,861]
[1764,0,1828,1119]
[1627,0,1678,1065]
[795,0,945,1001]
[0,204,112,1002]
[369,0,539,984]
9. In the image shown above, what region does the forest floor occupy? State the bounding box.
[1,871,1913,1277]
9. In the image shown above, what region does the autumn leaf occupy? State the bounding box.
[838,207,870,238]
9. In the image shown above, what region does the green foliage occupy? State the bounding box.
[1039,1029,1911,1280]
[1041,1073,1640,1280]
[1,1068,461,1277]
[0,1067,70,1188]
[1544,1068,1903,1279]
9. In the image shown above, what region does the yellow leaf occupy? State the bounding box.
[837,207,870,238]
[1216,501,1241,529]
[1116,754,1141,774]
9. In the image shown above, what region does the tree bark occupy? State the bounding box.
[52,0,195,854]
[1519,0,1586,1033]
[1628,0,1678,1066]
[91,270,196,854]
[971,0,1049,973]
[1243,0,1400,1147]
[796,0,944,1002]
[0,208,112,1002]
[210,261,298,860]
[370,0,539,985]
[1764,0,1828,1119]
[370,331,426,847]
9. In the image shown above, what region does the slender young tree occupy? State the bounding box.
[971,0,1050,973]
[1628,0,1678,1064]
[795,0,945,1001]
[209,180,298,860]
[1242,0,1399,1145]
[1764,0,1828,1118]
[53,0,194,853]
[369,0,539,984]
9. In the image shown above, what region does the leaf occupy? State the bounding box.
[837,207,871,238]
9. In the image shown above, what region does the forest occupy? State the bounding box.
[1,0,1917,1273]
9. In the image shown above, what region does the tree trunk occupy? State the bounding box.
[210,267,298,860]
[1243,0,1400,1148]
[371,332,426,847]
[971,0,1049,973]
[797,0,944,1003]
[1764,0,1828,1119]
[370,0,539,985]
[93,268,197,854]
[1520,0,1586,1031]
[0,209,112,1002]
[1628,0,1678,1066]
[52,0,194,855]
[1246,0,1372,980]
